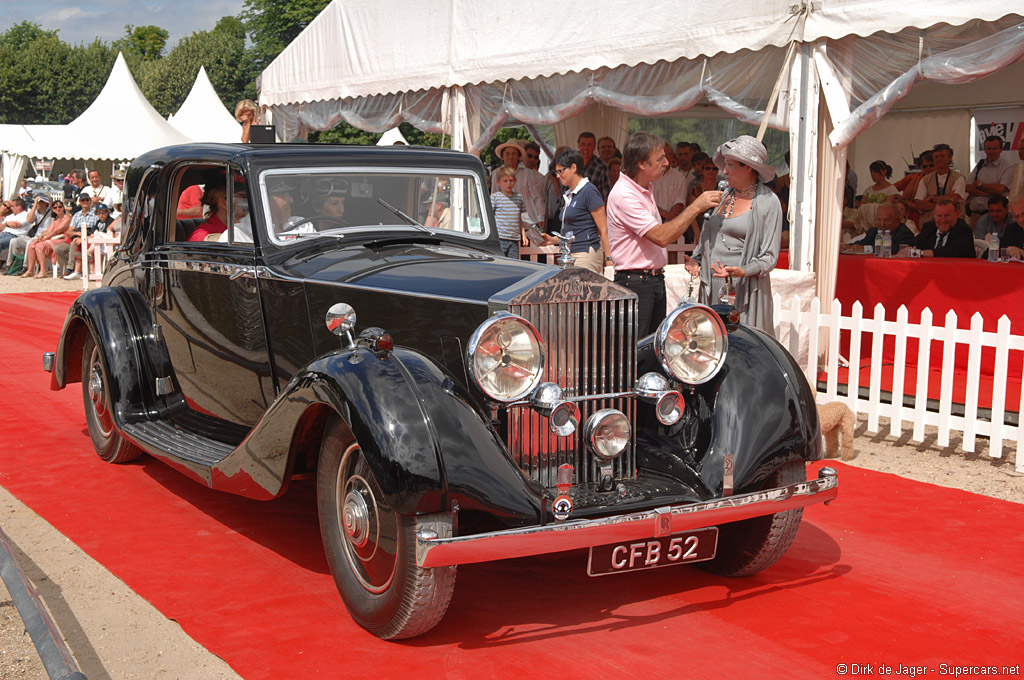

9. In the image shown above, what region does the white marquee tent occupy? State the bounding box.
[0,124,63,200]
[8,53,192,163]
[258,0,1024,309]
[168,66,243,143]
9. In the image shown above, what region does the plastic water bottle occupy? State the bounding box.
[989,233,1000,262]
[882,230,891,258]
[873,230,882,257]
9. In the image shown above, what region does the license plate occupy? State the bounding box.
[587,528,719,576]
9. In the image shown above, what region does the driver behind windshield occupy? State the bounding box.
[266,178,313,237]
[304,177,348,225]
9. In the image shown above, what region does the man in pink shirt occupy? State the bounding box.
[607,132,722,336]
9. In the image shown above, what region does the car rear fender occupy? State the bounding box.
[49,287,156,423]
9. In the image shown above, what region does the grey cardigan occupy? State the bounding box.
[692,182,782,335]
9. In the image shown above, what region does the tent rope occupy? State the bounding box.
[756,41,796,142]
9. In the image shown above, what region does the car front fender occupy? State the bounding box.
[220,346,541,520]
[635,324,822,497]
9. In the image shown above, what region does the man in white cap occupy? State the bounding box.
[491,139,546,233]
[606,132,722,337]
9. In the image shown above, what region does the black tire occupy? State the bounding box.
[317,418,456,640]
[700,456,805,577]
[82,333,143,464]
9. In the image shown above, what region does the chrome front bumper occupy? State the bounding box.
[416,466,838,568]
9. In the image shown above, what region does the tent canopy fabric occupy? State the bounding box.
[9,53,192,161]
[259,3,1022,156]
[259,0,1013,106]
[168,66,242,143]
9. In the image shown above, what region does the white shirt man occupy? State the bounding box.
[965,136,1015,228]
[80,169,115,206]
[651,144,687,222]
[675,142,696,194]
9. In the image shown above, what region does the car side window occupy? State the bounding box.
[127,169,159,257]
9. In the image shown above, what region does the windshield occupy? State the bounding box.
[258,169,489,244]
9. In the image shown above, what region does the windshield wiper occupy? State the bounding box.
[376,198,431,233]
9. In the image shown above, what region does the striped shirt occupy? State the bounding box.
[491,190,525,241]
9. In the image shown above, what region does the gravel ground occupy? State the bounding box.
[1,273,1020,678]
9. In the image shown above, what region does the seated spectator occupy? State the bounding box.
[0,197,31,264]
[895,151,933,226]
[973,195,1014,241]
[20,199,71,277]
[59,194,101,279]
[5,194,53,273]
[1001,196,1024,259]
[857,161,898,206]
[188,186,230,241]
[891,197,917,235]
[910,197,975,258]
[846,203,914,255]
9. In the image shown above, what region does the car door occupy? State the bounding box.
[148,163,275,428]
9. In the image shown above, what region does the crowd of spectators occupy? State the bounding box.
[841,136,1024,259]
[0,167,125,278]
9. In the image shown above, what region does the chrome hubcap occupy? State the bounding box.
[89,369,103,406]
[342,489,370,547]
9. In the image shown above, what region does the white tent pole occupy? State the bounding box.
[789,42,816,275]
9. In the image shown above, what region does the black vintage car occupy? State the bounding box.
[45,143,837,639]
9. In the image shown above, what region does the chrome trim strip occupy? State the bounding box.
[416,467,839,568]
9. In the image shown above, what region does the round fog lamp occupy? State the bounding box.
[584,409,631,460]
[548,401,580,436]
[656,391,685,425]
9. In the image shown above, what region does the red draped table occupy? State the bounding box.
[832,254,1024,410]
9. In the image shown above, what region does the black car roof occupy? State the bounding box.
[131,143,485,174]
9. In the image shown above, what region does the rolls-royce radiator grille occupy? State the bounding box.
[508,296,637,488]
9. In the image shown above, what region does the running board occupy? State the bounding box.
[122,419,235,469]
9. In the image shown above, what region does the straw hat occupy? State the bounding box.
[495,139,527,160]
[713,135,776,183]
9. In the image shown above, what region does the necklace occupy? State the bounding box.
[720,183,756,218]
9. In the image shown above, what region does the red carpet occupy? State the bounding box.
[2,292,1023,679]
[819,361,1023,412]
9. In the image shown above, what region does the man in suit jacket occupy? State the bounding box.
[912,197,976,258]
[1006,197,1024,260]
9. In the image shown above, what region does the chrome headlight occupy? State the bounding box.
[584,409,631,460]
[467,312,545,402]
[655,303,728,384]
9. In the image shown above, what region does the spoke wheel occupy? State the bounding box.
[317,418,455,639]
[81,333,142,464]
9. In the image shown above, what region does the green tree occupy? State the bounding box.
[138,22,253,117]
[113,24,170,61]
[241,0,330,72]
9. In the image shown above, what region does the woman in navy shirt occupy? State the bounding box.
[553,149,611,274]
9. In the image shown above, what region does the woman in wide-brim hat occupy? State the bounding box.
[686,135,783,335]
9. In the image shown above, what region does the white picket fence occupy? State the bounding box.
[774,295,1024,472]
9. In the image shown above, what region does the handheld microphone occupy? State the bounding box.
[704,180,729,221]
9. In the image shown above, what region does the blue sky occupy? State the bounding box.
[1,0,247,49]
